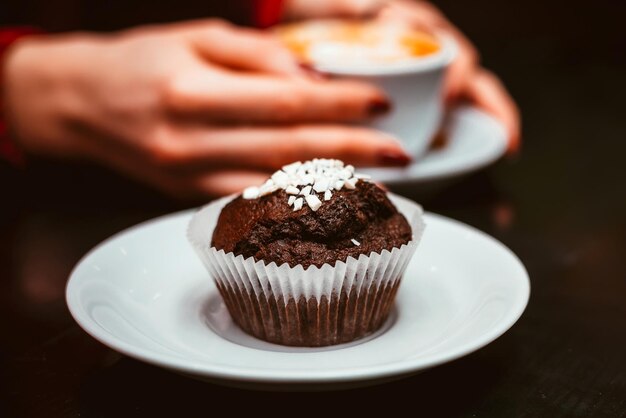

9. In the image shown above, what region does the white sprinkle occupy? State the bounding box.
[338,169,352,180]
[243,186,259,199]
[282,161,302,173]
[259,184,278,196]
[301,174,315,185]
[285,185,300,195]
[271,171,290,187]
[351,239,360,246]
[344,178,358,189]
[305,194,322,211]
[240,159,370,210]
[313,178,330,193]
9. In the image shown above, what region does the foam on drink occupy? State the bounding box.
[278,20,440,68]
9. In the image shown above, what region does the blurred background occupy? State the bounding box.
[1,1,625,417]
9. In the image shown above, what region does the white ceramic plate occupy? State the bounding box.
[66,209,529,390]
[360,105,508,185]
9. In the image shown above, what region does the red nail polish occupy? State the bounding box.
[368,99,392,116]
[506,137,522,158]
[298,62,327,80]
[378,150,412,166]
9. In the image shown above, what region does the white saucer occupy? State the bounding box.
[360,105,508,185]
[66,209,529,390]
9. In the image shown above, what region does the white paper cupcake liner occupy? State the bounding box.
[188,193,424,346]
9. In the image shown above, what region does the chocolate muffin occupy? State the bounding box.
[211,181,412,268]
[188,159,424,347]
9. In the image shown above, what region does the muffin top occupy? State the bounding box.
[211,159,412,268]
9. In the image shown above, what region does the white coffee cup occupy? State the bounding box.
[313,34,457,158]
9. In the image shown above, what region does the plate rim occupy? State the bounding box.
[66,209,530,384]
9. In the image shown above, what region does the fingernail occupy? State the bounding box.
[506,147,521,160]
[378,150,412,166]
[298,62,327,80]
[368,98,392,116]
[505,136,522,159]
[430,130,448,150]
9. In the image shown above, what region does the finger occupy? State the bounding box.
[185,21,305,77]
[465,70,521,153]
[194,170,269,197]
[165,70,390,123]
[156,125,412,171]
[443,34,479,102]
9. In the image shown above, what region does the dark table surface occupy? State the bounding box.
[1,0,625,417]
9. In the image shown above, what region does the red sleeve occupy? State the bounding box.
[254,0,285,28]
[1,27,41,167]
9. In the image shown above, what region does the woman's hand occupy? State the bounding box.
[378,1,520,153]
[285,0,521,153]
[2,19,409,198]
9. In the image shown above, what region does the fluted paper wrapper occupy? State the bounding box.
[188,193,425,347]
